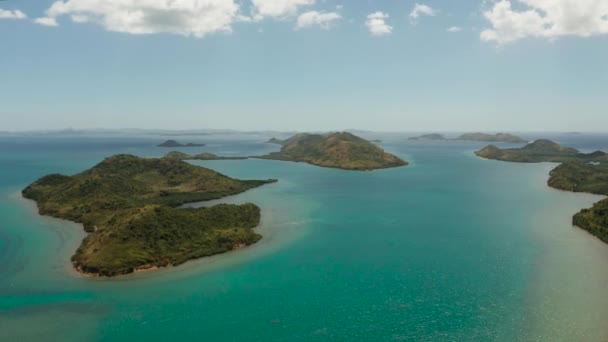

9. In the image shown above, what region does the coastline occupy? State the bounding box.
[522,166,608,340]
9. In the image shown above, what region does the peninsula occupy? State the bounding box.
[158,140,206,147]
[257,132,407,171]
[163,151,248,161]
[22,155,276,277]
[475,139,607,163]
[457,132,526,143]
[475,140,608,244]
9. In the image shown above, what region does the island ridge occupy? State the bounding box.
[257,132,407,171]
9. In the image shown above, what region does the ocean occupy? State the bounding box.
[0,132,607,341]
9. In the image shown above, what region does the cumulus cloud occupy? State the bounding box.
[366,11,392,36]
[35,17,59,27]
[251,0,315,20]
[296,11,341,29]
[0,9,27,20]
[37,0,241,38]
[481,0,608,44]
[409,3,436,23]
[447,26,461,32]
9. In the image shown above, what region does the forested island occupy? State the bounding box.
[22,155,276,277]
[475,139,607,163]
[408,133,446,141]
[457,132,526,143]
[258,132,407,171]
[475,140,608,244]
[158,140,206,147]
[163,151,248,161]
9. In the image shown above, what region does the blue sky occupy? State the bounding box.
[1,0,607,132]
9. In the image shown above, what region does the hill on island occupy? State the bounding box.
[457,132,526,143]
[475,139,608,163]
[158,140,206,147]
[22,155,276,277]
[163,151,248,161]
[408,133,446,141]
[257,132,407,171]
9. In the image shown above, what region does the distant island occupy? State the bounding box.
[408,133,446,141]
[457,132,526,143]
[22,155,276,277]
[158,140,206,147]
[266,137,284,145]
[257,132,407,171]
[475,139,607,163]
[163,151,248,161]
[475,140,608,245]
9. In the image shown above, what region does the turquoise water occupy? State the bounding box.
[1,134,607,341]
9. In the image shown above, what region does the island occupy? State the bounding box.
[256,132,407,171]
[408,133,446,141]
[475,140,608,245]
[22,154,276,277]
[266,137,284,145]
[475,139,607,163]
[158,140,206,147]
[163,151,248,161]
[456,132,527,143]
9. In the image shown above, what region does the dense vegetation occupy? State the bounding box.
[476,140,608,244]
[257,132,407,171]
[548,162,608,243]
[158,140,206,147]
[163,151,248,161]
[457,132,526,143]
[408,133,446,141]
[23,154,276,276]
[475,139,608,163]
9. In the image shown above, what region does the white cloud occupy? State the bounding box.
[296,11,341,29]
[0,9,27,20]
[366,11,392,36]
[38,0,240,38]
[481,0,608,44]
[447,26,461,32]
[251,0,315,20]
[35,17,59,27]
[409,3,436,22]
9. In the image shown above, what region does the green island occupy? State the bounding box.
[158,140,206,147]
[457,132,527,143]
[549,162,608,243]
[408,133,446,141]
[22,154,276,277]
[257,132,407,171]
[475,139,607,163]
[163,151,248,161]
[266,137,284,145]
[475,140,608,244]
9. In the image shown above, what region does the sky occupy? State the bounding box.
[1,0,607,132]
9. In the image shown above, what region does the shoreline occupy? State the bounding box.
[15,189,266,279]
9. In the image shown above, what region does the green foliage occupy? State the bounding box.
[548,162,608,243]
[573,199,608,244]
[22,154,275,276]
[258,132,407,171]
[475,140,608,163]
[73,204,262,276]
